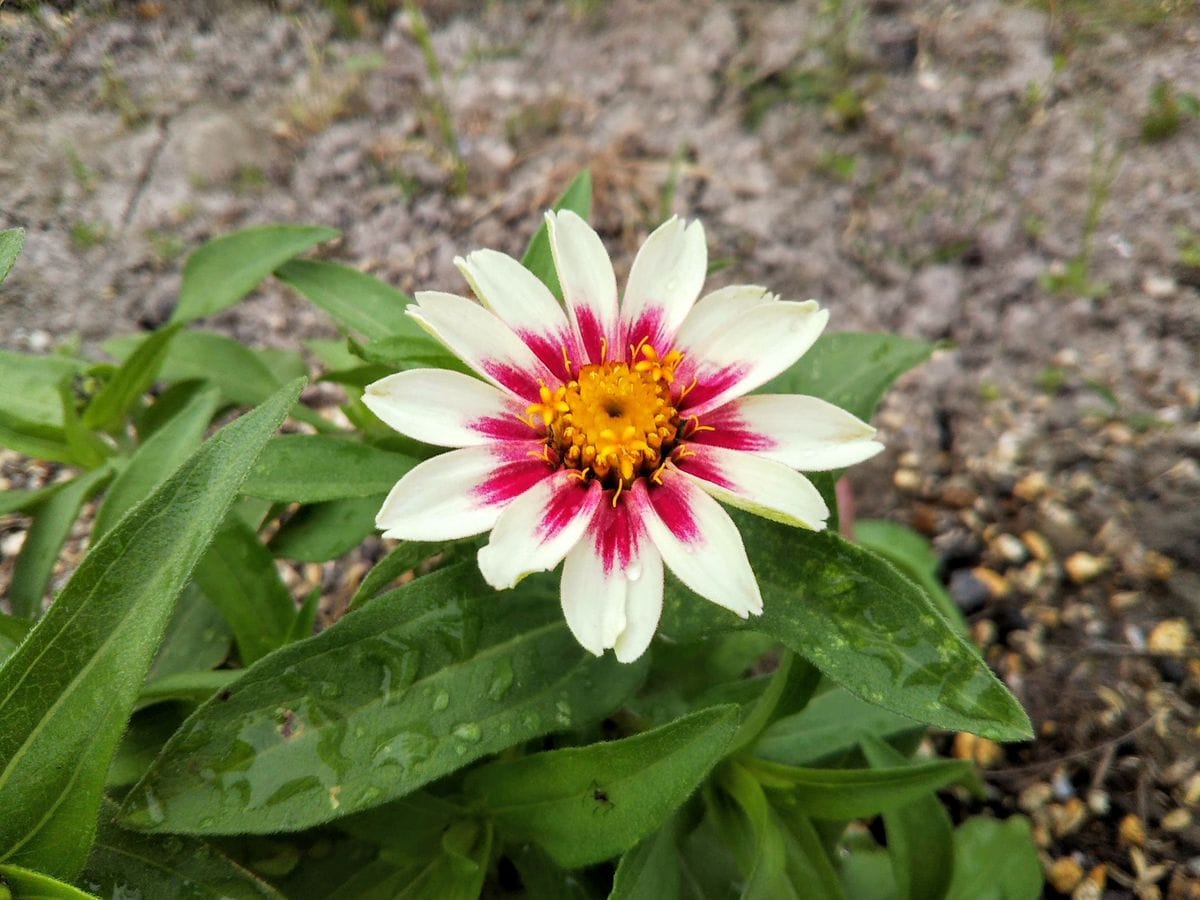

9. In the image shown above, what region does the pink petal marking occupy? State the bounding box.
[468,414,541,442]
[588,494,644,575]
[672,447,736,491]
[481,361,547,402]
[573,305,615,364]
[622,307,667,358]
[472,446,555,506]
[537,476,602,540]
[631,474,701,546]
[687,402,776,454]
[675,363,751,413]
[518,329,577,382]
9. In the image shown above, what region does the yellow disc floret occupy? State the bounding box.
[526,344,684,489]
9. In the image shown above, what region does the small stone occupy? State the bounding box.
[1184,772,1200,805]
[1086,788,1110,816]
[1019,782,1054,812]
[972,566,1010,599]
[898,451,920,468]
[952,732,1003,768]
[1,531,26,558]
[1149,619,1191,655]
[1013,471,1048,501]
[1110,590,1141,613]
[992,533,1028,564]
[971,619,996,648]
[1049,797,1087,837]
[893,469,921,491]
[1022,530,1053,561]
[1119,813,1146,846]
[1144,550,1176,580]
[949,569,991,614]
[1071,866,1106,900]
[941,483,976,509]
[1163,808,1193,832]
[1065,552,1108,584]
[1047,858,1085,894]
[1143,274,1177,298]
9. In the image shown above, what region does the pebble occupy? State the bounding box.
[1022,530,1053,561]
[1013,471,1048,501]
[1162,808,1192,831]
[1019,782,1054,812]
[893,469,921,491]
[0,531,26,558]
[1047,857,1085,894]
[949,569,991,614]
[1049,797,1087,837]
[1086,788,1109,816]
[992,533,1028,564]
[952,732,1004,768]
[1119,813,1147,846]
[1148,619,1191,655]
[1065,552,1108,584]
[1184,772,1200,805]
[1071,866,1106,900]
[971,566,1010,599]
[1109,590,1141,613]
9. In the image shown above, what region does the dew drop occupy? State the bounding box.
[487,659,515,701]
[143,787,164,824]
[319,681,342,699]
[432,689,450,711]
[452,722,482,743]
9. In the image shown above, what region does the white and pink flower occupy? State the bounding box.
[363,212,882,662]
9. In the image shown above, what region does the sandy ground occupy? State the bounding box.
[2,0,1199,893]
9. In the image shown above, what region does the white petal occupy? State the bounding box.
[612,543,663,663]
[455,249,579,381]
[410,291,556,399]
[546,210,620,365]
[363,369,534,448]
[629,474,763,618]
[677,444,829,530]
[621,217,707,351]
[376,442,550,541]
[676,300,829,417]
[697,394,884,471]
[673,284,777,351]
[560,534,629,657]
[477,473,603,590]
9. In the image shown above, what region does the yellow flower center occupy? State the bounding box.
[528,344,685,488]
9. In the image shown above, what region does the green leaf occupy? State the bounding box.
[610,819,681,900]
[753,685,924,768]
[106,331,278,407]
[522,169,593,299]
[56,381,110,469]
[348,334,472,376]
[0,864,96,899]
[465,705,739,869]
[107,705,187,791]
[84,324,182,431]
[0,617,32,667]
[193,516,300,665]
[945,816,1042,900]
[661,517,1032,741]
[0,379,302,878]
[0,411,77,464]
[744,755,971,821]
[242,435,416,503]
[269,494,382,563]
[172,225,339,324]
[254,348,308,386]
[0,482,69,517]
[839,843,898,900]
[861,737,954,900]
[146,583,232,681]
[856,519,965,634]
[276,259,413,341]
[8,466,112,619]
[728,652,821,753]
[93,384,222,540]
[0,227,26,285]
[83,800,283,899]
[350,540,462,609]
[118,564,647,835]
[137,669,242,711]
[759,332,936,421]
[0,350,84,430]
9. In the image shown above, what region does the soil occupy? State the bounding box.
[1,1,1199,896]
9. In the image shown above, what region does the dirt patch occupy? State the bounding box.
[2,0,1199,892]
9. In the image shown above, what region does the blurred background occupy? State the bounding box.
[1,1,1199,892]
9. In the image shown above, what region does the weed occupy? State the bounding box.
[1041,140,1120,298]
[405,1,467,196]
[1036,366,1067,394]
[70,221,109,249]
[817,151,857,182]
[234,166,268,194]
[67,147,98,193]
[99,56,146,128]
[146,229,186,266]
[1175,227,1200,268]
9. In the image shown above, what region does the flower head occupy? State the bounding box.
[363,212,883,662]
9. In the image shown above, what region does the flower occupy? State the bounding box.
[363,212,883,662]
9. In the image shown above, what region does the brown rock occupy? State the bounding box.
[1048,858,1085,894]
[1065,552,1108,584]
